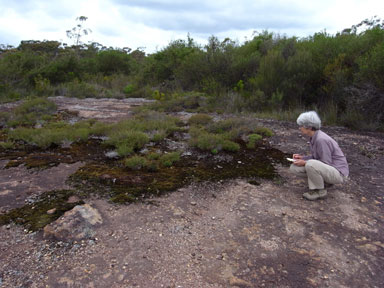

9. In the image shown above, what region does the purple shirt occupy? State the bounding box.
[303,130,349,177]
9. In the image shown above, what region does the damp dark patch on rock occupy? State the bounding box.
[1,139,109,169]
[0,189,84,232]
[69,142,288,205]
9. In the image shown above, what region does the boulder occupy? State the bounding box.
[43,204,102,241]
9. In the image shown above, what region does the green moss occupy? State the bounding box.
[0,190,83,232]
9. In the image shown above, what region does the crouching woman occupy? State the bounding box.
[290,111,349,200]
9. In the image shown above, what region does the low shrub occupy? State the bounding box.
[14,97,57,116]
[247,133,262,149]
[124,155,149,170]
[254,127,274,137]
[8,120,93,148]
[0,141,14,149]
[147,152,161,160]
[0,112,11,127]
[222,140,240,152]
[188,113,213,126]
[117,143,134,156]
[160,151,181,167]
[152,130,167,142]
[7,97,57,127]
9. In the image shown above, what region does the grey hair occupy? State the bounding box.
[296,111,321,130]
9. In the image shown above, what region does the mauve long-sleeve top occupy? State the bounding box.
[303,130,349,177]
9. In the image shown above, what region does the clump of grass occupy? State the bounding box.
[147,151,161,160]
[124,151,181,170]
[189,128,239,154]
[247,133,262,149]
[160,152,181,167]
[8,120,93,148]
[0,112,11,128]
[254,127,273,137]
[188,114,213,126]
[147,92,207,112]
[125,155,149,170]
[0,141,14,149]
[7,97,57,127]
[106,130,149,156]
[222,140,240,152]
[151,130,167,142]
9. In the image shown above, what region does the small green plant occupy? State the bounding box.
[14,98,57,116]
[254,127,273,137]
[117,143,134,156]
[152,130,167,142]
[0,141,14,149]
[34,75,52,96]
[147,151,161,160]
[247,133,262,149]
[123,84,135,95]
[153,90,166,101]
[160,152,181,167]
[6,97,57,127]
[0,112,11,127]
[222,140,240,152]
[124,155,149,170]
[188,114,213,126]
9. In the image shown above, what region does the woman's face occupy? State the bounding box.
[299,126,313,136]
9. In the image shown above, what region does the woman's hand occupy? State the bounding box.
[293,159,306,166]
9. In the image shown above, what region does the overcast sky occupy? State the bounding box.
[0,0,383,53]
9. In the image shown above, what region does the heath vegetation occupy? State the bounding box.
[1,17,383,130]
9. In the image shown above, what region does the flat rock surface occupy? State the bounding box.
[1,99,383,287]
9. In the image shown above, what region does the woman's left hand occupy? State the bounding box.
[293,159,306,166]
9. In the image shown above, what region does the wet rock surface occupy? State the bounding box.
[0,98,383,287]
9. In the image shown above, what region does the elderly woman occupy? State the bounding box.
[290,111,349,200]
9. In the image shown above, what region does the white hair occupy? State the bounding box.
[296,111,321,130]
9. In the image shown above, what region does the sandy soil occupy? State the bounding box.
[1,97,383,288]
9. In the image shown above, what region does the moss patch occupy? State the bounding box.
[0,190,84,231]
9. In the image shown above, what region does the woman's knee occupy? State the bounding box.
[305,160,316,171]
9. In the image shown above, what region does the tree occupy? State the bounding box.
[66,16,92,46]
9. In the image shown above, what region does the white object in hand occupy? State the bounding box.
[286,158,295,162]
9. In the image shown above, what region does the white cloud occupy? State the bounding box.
[0,0,383,53]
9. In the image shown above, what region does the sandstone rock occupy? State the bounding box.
[47,208,57,215]
[44,204,102,241]
[229,276,252,287]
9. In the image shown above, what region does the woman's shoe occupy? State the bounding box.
[303,189,327,201]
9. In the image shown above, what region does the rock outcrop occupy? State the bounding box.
[43,204,102,241]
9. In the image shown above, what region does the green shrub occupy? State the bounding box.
[160,151,181,167]
[6,98,57,127]
[0,112,11,127]
[189,131,224,152]
[0,141,14,149]
[247,133,262,148]
[117,143,134,156]
[14,98,57,116]
[222,140,240,152]
[123,84,135,95]
[90,121,113,136]
[188,113,213,126]
[147,152,161,160]
[108,131,149,156]
[124,155,149,170]
[254,127,274,137]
